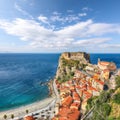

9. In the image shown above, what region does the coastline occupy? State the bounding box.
[0,80,56,120]
[0,96,56,120]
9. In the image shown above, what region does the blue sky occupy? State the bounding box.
[0,0,120,53]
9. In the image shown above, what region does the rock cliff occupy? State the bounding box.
[55,52,90,83]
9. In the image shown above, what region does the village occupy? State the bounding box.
[52,59,118,120]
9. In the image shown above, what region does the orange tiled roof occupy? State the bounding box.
[70,102,80,110]
[88,86,98,91]
[76,85,81,89]
[60,87,69,92]
[59,117,68,120]
[59,107,70,117]
[103,69,110,72]
[58,108,80,120]
[67,109,80,120]
[73,92,79,97]
[24,116,35,120]
[98,61,110,66]
[94,79,104,85]
[81,85,87,90]
[62,96,73,107]
[83,90,92,96]
[70,85,75,90]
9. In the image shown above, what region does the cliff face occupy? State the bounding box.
[56,52,90,82]
[61,52,90,63]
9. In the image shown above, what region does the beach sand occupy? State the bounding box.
[0,96,56,120]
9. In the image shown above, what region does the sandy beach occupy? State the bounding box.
[0,96,56,120]
[0,80,56,120]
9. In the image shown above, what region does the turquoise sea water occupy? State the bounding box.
[0,53,120,111]
[0,54,59,111]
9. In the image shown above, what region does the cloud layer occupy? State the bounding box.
[0,18,120,52]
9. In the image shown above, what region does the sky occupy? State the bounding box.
[0,0,120,53]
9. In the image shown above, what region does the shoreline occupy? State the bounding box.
[0,80,56,120]
[0,96,56,120]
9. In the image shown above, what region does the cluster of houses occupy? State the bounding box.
[52,59,117,120]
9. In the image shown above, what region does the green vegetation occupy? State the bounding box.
[107,116,120,120]
[11,114,14,119]
[86,91,112,120]
[57,72,74,83]
[26,109,29,114]
[85,87,120,120]
[115,76,120,89]
[57,57,88,83]
[113,93,120,104]
[61,57,87,69]
[61,57,80,68]
[3,115,7,119]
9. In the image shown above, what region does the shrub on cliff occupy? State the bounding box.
[115,76,120,88]
[113,93,120,104]
[98,91,111,103]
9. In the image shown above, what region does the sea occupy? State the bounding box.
[0,53,120,111]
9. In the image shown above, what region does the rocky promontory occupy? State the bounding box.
[55,52,90,83]
[52,52,120,120]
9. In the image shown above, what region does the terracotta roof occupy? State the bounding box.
[73,92,79,97]
[70,102,80,110]
[88,86,98,91]
[59,117,68,120]
[67,109,80,120]
[83,91,92,97]
[103,69,110,72]
[58,108,80,120]
[59,107,70,117]
[24,116,35,120]
[81,85,87,90]
[98,61,110,66]
[76,85,81,89]
[70,86,75,90]
[60,87,70,92]
[94,79,104,85]
[62,96,73,107]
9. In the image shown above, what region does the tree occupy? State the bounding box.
[3,114,7,119]
[11,114,14,119]
[100,103,111,117]
[86,97,94,110]
[98,91,110,103]
[26,109,29,114]
[113,93,120,104]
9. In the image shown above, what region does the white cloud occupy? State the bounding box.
[65,15,80,23]
[50,11,87,24]
[82,7,92,11]
[14,3,33,19]
[50,14,80,23]
[99,44,120,48]
[38,15,48,24]
[52,11,61,15]
[73,38,111,46]
[0,18,120,52]
[82,7,89,11]
[78,13,87,17]
[50,15,64,22]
